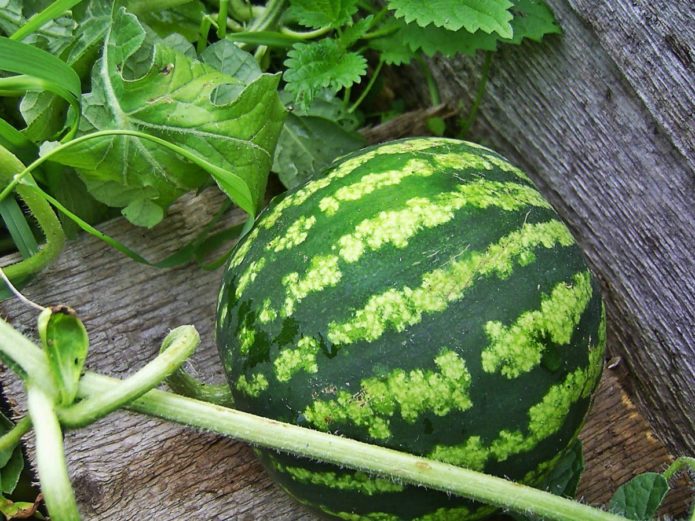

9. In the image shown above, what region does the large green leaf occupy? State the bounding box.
[49,7,285,224]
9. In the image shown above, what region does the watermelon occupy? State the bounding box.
[216,137,605,521]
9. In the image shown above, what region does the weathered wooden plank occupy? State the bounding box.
[428,0,695,454]
[0,188,691,519]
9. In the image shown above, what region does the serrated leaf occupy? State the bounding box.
[273,113,364,189]
[401,21,498,57]
[49,7,285,223]
[505,0,560,44]
[284,39,367,107]
[371,25,417,65]
[338,15,373,47]
[287,0,358,29]
[609,473,669,521]
[200,40,261,84]
[388,0,513,38]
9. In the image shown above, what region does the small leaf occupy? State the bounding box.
[609,472,670,521]
[38,306,89,406]
[542,440,584,498]
[200,40,262,84]
[338,15,374,47]
[387,0,514,38]
[121,198,165,228]
[505,0,561,45]
[273,113,364,189]
[0,444,23,494]
[284,39,367,107]
[287,0,358,29]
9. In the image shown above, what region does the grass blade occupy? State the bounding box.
[0,195,39,258]
[10,0,83,42]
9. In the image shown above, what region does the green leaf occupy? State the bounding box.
[387,0,513,38]
[273,112,365,189]
[288,0,358,29]
[49,7,285,223]
[609,472,670,521]
[338,15,374,47]
[0,412,24,496]
[542,440,584,498]
[38,306,89,406]
[284,39,367,107]
[400,21,499,57]
[121,198,165,228]
[132,0,206,42]
[0,0,23,37]
[200,40,262,84]
[0,443,23,494]
[371,26,417,65]
[0,195,39,258]
[505,0,560,44]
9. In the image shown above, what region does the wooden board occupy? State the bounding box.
[425,0,695,455]
[0,189,691,519]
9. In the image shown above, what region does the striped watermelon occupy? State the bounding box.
[216,137,605,520]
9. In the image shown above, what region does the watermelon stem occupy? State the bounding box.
[78,374,630,521]
[0,317,635,521]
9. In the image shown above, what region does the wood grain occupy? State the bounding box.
[428,0,695,455]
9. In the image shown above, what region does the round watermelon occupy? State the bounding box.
[216,137,605,521]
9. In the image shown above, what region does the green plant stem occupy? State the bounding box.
[0,312,56,393]
[348,59,384,113]
[57,326,199,428]
[159,334,233,406]
[217,0,229,38]
[459,52,493,137]
[0,416,32,453]
[0,146,63,287]
[0,320,632,521]
[416,56,441,106]
[247,0,285,32]
[663,456,695,480]
[229,0,255,21]
[26,384,79,521]
[280,25,332,39]
[76,372,628,521]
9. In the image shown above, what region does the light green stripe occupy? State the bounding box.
[266,215,316,252]
[274,336,321,382]
[429,307,605,470]
[337,180,550,263]
[235,373,268,397]
[235,257,265,298]
[319,157,434,216]
[278,180,551,323]
[267,454,404,495]
[481,271,593,378]
[261,138,459,229]
[328,220,575,346]
[304,350,472,440]
[228,226,260,269]
[282,256,342,317]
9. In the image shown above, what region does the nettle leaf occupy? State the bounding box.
[401,21,498,57]
[371,20,418,65]
[273,113,364,189]
[287,0,358,29]
[284,39,367,108]
[338,15,374,48]
[609,473,670,521]
[387,0,513,38]
[50,7,285,225]
[505,0,561,44]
